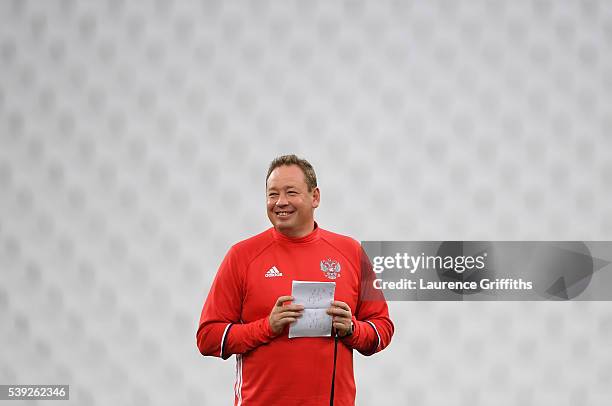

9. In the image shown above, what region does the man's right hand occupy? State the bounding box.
[268,295,304,335]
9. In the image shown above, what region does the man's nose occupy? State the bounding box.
[276,193,289,206]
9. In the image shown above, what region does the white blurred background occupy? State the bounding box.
[1,0,612,405]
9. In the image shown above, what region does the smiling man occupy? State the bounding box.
[266,162,319,238]
[196,154,394,406]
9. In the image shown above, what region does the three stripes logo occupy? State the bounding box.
[265,266,283,278]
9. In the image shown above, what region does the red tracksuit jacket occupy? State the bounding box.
[196,224,394,405]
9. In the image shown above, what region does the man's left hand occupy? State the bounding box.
[327,301,353,337]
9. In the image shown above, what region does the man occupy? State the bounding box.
[196,155,393,405]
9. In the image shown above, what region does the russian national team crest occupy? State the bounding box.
[321,259,341,280]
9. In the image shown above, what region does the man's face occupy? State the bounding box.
[266,165,320,238]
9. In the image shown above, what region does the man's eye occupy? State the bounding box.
[287,191,297,196]
[268,193,278,198]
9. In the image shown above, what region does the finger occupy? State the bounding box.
[275,311,303,319]
[278,304,304,312]
[278,317,298,326]
[275,296,294,307]
[327,307,351,315]
[333,322,349,330]
[331,301,350,311]
[274,305,304,315]
[327,308,350,317]
[332,318,352,327]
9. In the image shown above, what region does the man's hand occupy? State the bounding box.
[269,296,304,335]
[327,301,353,337]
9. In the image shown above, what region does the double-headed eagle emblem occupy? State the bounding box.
[320,259,341,280]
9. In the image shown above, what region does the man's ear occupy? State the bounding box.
[312,187,320,208]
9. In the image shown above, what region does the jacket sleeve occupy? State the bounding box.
[196,246,276,359]
[341,246,394,356]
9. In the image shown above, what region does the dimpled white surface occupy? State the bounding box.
[1,1,612,405]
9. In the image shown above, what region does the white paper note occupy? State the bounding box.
[289,280,336,338]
